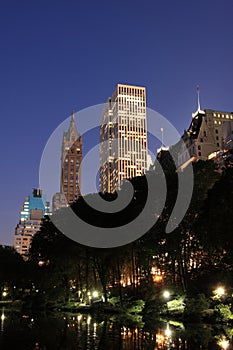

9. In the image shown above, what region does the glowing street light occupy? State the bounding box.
[218,339,229,350]
[214,286,225,298]
[2,291,7,298]
[92,291,99,298]
[163,290,170,299]
[216,287,225,296]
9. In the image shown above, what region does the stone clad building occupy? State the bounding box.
[178,106,233,170]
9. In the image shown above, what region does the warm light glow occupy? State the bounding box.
[165,324,171,337]
[1,314,5,321]
[2,292,7,297]
[151,268,164,283]
[156,333,165,344]
[92,291,98,298]
[214,286,225,296]
[152,275,163,283]
[218,339,229,350]
[87,316,91,325]
[163,290,170,299]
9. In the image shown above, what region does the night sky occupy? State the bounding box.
[0,0,232,245]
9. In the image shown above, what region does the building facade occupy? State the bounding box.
[52,192,67,213]
[14,189,50,258]
[178,107,233,170]
[100,84,148,193]
[59,112,82,206]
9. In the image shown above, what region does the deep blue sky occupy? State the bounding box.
[0,0,232,245]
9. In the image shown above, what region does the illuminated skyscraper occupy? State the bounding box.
[14,189,50,258]
[100,84,148,193]
[61,112,82,204]
[52,112,82,212]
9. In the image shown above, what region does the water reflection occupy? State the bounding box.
[0,309,231,349]
[0,307,6,333]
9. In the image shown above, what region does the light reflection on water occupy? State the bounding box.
[0,308,231,349]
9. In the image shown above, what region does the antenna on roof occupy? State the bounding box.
[197,85,201,111]
[161,127,164,148]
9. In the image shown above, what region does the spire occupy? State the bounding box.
[67,110,78,140]
[192,85,205,118]
[161,127,164,148]
[71,109,75,122]
[197,85,201,111]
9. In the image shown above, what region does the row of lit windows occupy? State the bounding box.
[63,179,79,184]
[64,159,81,163]
[63,186,80,192]
[64,161,80,166]
[118,96,145,104]
[213,113,233,119]
[118,86,145,97]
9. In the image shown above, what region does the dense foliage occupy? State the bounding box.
[1,160,233,314]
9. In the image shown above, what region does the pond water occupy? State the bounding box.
[0,307,231,349]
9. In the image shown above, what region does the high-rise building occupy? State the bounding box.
[100,84,148,193]
[53,112,82,212]
[61,112,82,203]
[178,100,233,170]
[14,189,50,259]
